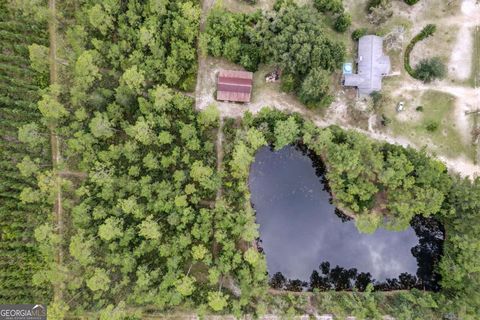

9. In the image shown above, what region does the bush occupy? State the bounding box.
[381,114,391,126]
[420,24,436,38]
[416,106,424,112]
[366,0,384,12]
[404,24,437,79]
[370,91,383,110]
[404,0,419,5]
[280,73,297,93]
[299,68,331,104]
[334,13,352,33]
[314,0,344,14]
[352,28,368,41]
[415,57,447,83]
[426,121,439,132]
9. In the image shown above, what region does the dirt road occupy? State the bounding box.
[48,0,65,302]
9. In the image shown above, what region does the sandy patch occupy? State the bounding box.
[449,25,473,80]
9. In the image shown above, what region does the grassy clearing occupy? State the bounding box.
[384,90,474,160]
[471,26,480,88]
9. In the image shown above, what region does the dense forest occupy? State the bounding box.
[0,0,479,318]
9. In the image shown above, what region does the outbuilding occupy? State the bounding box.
[343,35,391,96]
[216,70,253,103]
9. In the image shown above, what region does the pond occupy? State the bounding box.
[249,145,444,292]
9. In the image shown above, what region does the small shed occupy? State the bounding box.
[343,35,391,96]
[216,70,253,103]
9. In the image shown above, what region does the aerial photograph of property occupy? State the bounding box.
[1,0,480,319]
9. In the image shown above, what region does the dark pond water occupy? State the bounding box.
[249,145,444,291]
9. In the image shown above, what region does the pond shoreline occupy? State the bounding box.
[248,144,444,293]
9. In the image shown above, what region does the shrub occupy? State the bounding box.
[352,28,368,41]
[404,24,437,79]
[381,114,391,126]
[404,0,419,5]
[299,68,331,104]
[334,13,352,33]
[280,73,297,93]
[314,0,344,14]
[420,24,436,38]
[370,91,383,110]
[416,106,424,112]
[367,0,383,12]
[426,121,439,132]
[367,0,393,25]
[415,57,447,83]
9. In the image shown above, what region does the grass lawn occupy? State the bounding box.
[384,90,474,160]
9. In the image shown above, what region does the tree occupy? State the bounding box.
[352,28,368,41]
[246,128,267,150]
[89,112,114,139]
[367,0,393,25]
[98,302,127,320]
[17,156,39,177]
[198,104,220,128]
[415,57,446,83]
[28,43,49,75]
[88,4,114,35]
[223,37,241,62]
[334,13,352,32]
[18,123,46,148]
[274,116,299,150]
[269,272,286,289]
[280,73,297,93]
[299,68,331,104]
[69,232,94,266]
[138,215,161,240]
[121,66,145,94]
[208,291,228,311]
[244,248,261,266]
[71,50,101,106]
[37,84,68,122]
[87,268,111,291]
[175,275,196,296]
[230,142,254,179]
[192,244,208,261]
[313,0,344,14]
[126,117,154,145]
[190,160,216,190]
[98,217,123,241]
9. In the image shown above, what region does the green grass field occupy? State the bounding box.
[385,90,474,160]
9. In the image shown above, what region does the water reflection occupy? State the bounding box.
[249,145,443,292]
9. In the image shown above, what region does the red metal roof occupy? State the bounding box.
[216,69,253,103]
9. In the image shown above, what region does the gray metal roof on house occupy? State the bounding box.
[344,35,391,96]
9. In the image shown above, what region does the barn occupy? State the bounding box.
[216,70,253,103]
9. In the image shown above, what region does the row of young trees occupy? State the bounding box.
[0,0,52,304]
[201,1,346,107]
